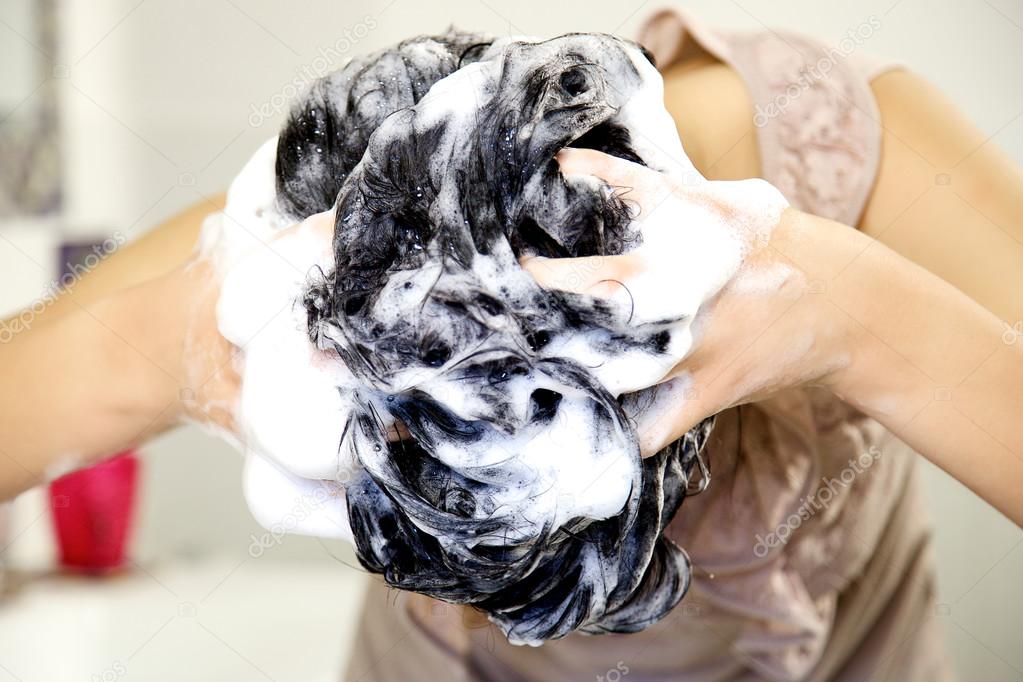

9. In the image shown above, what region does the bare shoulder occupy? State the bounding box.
[863,69,1023,320]
[860,70,987,234]
[661,55,761,181]
[862,68,1023,232]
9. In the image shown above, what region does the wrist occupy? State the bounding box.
[768,208,869,389]
[775,210,932,422]
[176,258,241,433]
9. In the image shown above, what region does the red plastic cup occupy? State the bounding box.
[48,451,140,573]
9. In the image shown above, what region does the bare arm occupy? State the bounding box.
[863,70,1023,322]
[0,195,223,498]
[525,148,1023,526]
[655,66,1023,523]
[783,210,1023,525]
[857,71,1023,520]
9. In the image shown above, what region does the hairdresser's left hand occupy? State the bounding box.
[179,208,338,441]
[522,149,866,455]
[525,148,1023,528]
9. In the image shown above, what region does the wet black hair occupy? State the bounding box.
[275,30,713,645]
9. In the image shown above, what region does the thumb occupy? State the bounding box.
[631,376,717,457]
[520,252,643,297]
[556,148,650,185]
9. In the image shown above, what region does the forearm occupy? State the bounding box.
[0,270,193,499]
[782,210,1023,524]
[0,197,224,499]
[525,150,1022,524]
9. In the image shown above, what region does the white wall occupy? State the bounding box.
[1,0,1020,678]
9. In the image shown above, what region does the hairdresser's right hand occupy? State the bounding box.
[523,148,865,455]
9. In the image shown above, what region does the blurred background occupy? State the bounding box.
[0,0,1020,680]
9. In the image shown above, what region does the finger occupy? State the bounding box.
[632,376,718,457]
[302,207,337,238]
[267,208,336,249]
[556,148,679,221]
[385,419,411,442]
[520,252,642,297]
[555,147,651,186]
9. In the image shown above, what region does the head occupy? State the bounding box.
[274,30,713,645]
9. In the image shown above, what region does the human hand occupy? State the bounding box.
[174,206,360,537]
[176,209,335,437]
[523,148,862,455]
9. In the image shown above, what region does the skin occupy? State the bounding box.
[528,148,1023,526]
[0,197,221,494]
[0,61,1020,526]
